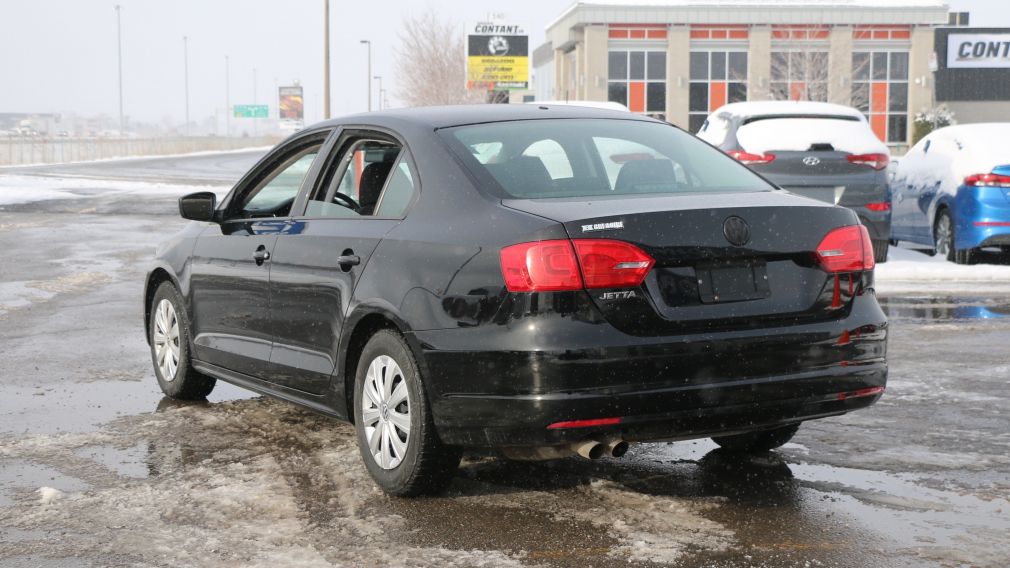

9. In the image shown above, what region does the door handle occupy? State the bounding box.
[252,245,271,265]
[337,254,360,267]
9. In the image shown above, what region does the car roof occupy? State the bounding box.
[307,104,653,131]
[712,101,865,120]
[928,122,1009,141]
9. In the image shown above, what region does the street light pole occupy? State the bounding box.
[183,36,190,136]
[360,39,371,111]
[253,67,258,137]
[373,76,383,110]
[225,55,230,136]
[323,0,331,119]
[115,5,124,136]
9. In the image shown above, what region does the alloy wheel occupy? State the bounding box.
[152,299,180,381]
[360,355,411,470]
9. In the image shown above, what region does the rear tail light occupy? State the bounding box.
[572,240,654,289]
[499,240,583,292]
[847,153,890,170]
[815,225,875,273]
[964,173,1010,188]
[865,201,890,212]
[728,150,776,165]
[500,239,655,292]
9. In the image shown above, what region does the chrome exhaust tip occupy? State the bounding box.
[606,439,630,458]
[574,440,605,460]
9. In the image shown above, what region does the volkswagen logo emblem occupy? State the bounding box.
[723,216,751,247]
[803,156,821,166]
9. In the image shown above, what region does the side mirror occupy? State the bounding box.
[178,191,217,222]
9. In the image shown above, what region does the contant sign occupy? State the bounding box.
[467,22,530,90]
[948,34,1010,68]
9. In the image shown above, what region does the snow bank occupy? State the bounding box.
[36,487,65,504]
[875,246,1010,294]
[0,174,227,206]
[736,117,887,155]
[0,145,271,170]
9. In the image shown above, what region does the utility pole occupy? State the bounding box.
[360,39,371,111]
[253,67,258,137]
[374,75,383,110]
[115,5,124,136]
[225,55,231,136]
[183,36,190,136]
[323,0,331,119]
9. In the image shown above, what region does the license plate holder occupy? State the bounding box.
[696,260,771,304]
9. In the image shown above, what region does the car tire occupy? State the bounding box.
[149,282,216,400]
[934,210,956,262]
[954,247,980,265]
[353,329,461,496]
[871,240,889,264]
[711,423,800,453]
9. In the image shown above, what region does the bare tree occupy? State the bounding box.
[395,10,487,107]
[769,51,830,102]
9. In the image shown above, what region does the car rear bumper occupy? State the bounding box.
[955,186,1010,249]
[413,293,887,448]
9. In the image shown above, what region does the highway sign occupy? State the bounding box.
[233,105,268,118]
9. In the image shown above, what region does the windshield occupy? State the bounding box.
[441,119,773,200]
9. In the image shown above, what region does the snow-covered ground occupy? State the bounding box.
[876,246,1010,295]
[0,174,226,206]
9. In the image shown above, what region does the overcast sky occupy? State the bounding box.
[0,0,1005,127]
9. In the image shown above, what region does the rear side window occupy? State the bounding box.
[442,119,771,199]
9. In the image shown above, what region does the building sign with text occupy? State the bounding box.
[467,22,530,90]
[947,34,1010,68]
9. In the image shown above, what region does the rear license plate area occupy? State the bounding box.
[695,260,771,304]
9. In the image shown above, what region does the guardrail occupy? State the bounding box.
[0,136,280,166]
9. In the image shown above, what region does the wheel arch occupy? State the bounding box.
[337,302,424,423]
[144,266,181,345]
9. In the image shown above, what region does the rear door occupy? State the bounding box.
[189,131,330,378]
[265,129,418,394]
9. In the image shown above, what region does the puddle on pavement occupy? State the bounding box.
[2,395,1007,567]
[0,377,253,436]
[0,460,90,507]
[879,296,1010,322]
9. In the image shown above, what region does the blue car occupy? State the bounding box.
[889,124,1010,264]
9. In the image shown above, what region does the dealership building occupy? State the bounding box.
[532,0,1006,149]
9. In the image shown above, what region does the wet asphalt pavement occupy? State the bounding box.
[1,151,1009,568]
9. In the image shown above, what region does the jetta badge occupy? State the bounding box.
[723,216,751,247]
[803,156,821,166]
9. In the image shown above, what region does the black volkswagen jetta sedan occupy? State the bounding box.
[144,105,887,496]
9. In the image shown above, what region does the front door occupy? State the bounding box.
[189,133,329,379]
[267,131,418,394]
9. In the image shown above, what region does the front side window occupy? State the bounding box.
[240,148,320,217]
[442,119,772,200]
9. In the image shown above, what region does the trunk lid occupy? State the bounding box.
[503,190,864,336]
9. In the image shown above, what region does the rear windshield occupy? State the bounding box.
[735,117,883,155]
[440,119,772,200]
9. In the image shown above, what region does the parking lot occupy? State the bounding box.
[1,150,1009,568]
